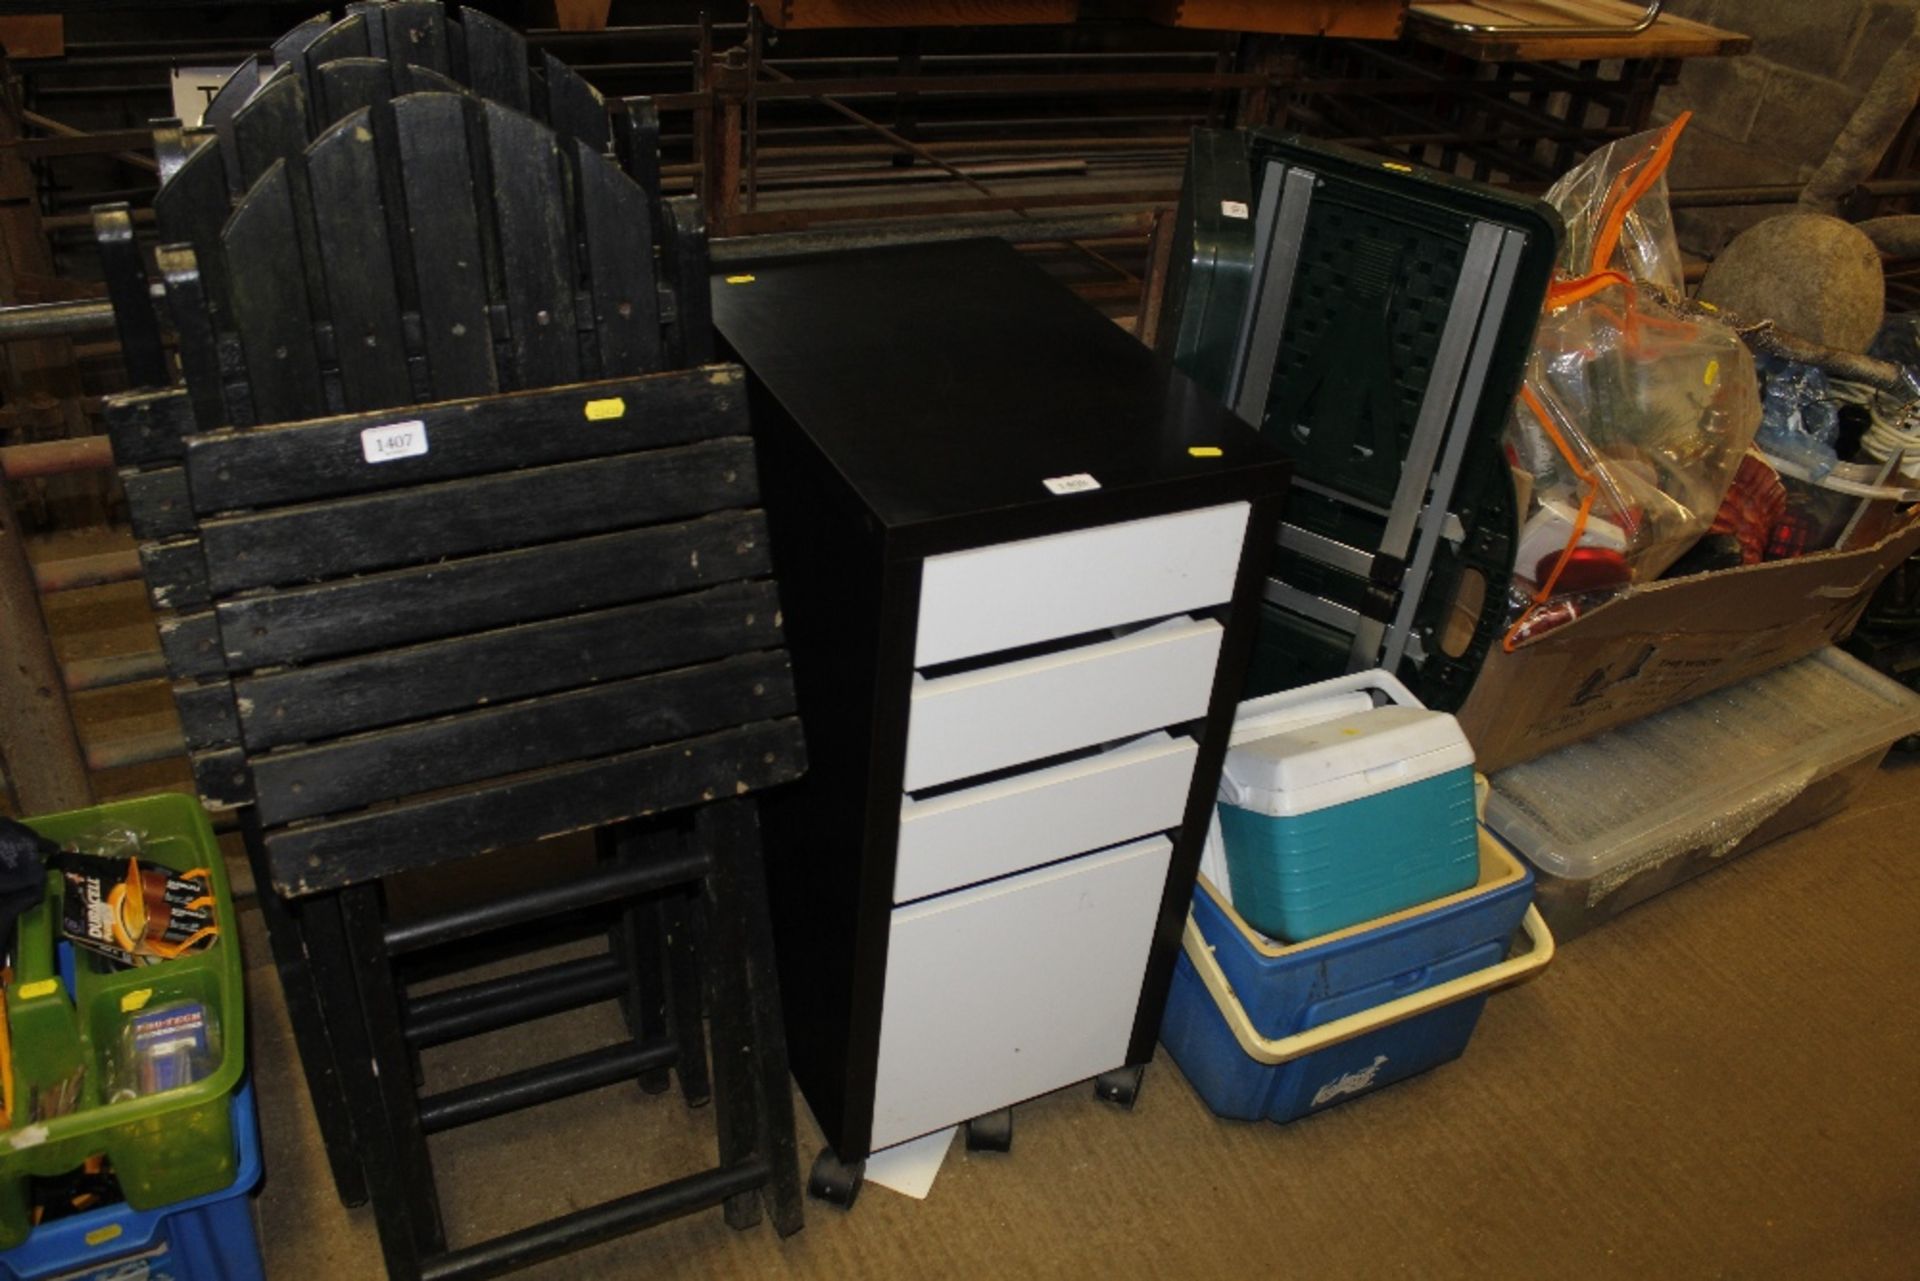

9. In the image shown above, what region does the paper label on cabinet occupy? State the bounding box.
[1221,200,1250,219]
[1043,473,1101,495]
[361,420,428,464]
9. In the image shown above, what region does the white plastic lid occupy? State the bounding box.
[1221,704,1474,817]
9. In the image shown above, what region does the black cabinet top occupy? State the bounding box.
[713,239,1285,547]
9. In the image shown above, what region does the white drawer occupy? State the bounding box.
[902,616,1223,792]
[869,835,1171,1150]
[914,503,1249,667]
[895,732,1198,902]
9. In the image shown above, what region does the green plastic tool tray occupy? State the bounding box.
[1,793,244,1249]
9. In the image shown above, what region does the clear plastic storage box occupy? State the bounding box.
[1484,647,1920,940]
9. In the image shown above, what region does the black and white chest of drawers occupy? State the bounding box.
[714,239,1289,1189]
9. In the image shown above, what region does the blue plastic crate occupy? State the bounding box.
[1161,831,1551,1123]
[0,1082,263,1281]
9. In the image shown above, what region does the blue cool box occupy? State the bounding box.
[1217,701,1479,941]
[1,1082,263,1281]
[1161,834,1540,1123]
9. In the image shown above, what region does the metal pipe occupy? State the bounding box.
[0,435,114,479]
[33,548,143,593]
[405,956,629,1048]
[0,481,92,811]
[416,1040,678,1134]
[1669,178,1920,208]
[0,299,117,342]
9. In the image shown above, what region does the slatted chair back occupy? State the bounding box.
[97,1,682,396]
[109,92,803,901]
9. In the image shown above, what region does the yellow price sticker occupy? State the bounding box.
[1383,161,1413,173]
[583,397,626,422]
[85,1225,124,1248]
[724,274,756,285]
[120,988,154,1013]
[16,980,56,1001]
[1188,446,1223,458]
[1704,359,1719,387]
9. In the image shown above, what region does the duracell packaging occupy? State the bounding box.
[56,852,218,968]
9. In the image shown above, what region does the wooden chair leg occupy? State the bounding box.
[662,882,711,1108]
[716,798,805,1237]
[237,814,369,1208]
[607,825,673,1095]
[697,798,803,1236]
[304,886,448,1280]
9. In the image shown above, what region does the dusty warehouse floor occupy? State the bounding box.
[235,753,1920,1281]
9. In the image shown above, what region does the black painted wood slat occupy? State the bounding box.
[190,745,251,810]
[103,386,196,467]
[485,100,578,388]
[542,50,609,155]
[614,97,663,208]
[393,92,497,400]
[157,610,225,680]
[155,246,228,433]
[232,576,784,749]
[199,56,259,139]
[307,109,412,411]
[228,69,310,195]
[215,509,772,670]
[184,368,740,511]
[314,57,395,129]
[223,160,327,427]
[460,7,530,115]
[382,1,451,76]
[173,678,241,750]
[576,140,660,376]
[151,146,232,333]
[303,13,371,76]
[139,539,209,612]
[95,203,167,389]
[662,196,714,367]
[123,468,192,541]
[199,437,757,595]
[264,718,806,896]
[252,650,797,826]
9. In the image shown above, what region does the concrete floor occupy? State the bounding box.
[243,755,1920,1280]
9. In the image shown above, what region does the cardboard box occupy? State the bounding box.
[1458,517,1920,772]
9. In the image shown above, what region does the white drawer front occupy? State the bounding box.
[914,503,1249,667]
[895,732,1198,902]
[870,835,1171,1150]
[902,616,1222,792]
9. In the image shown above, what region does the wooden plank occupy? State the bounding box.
[272,12,332,64]
[173,678,240,749]
[151,143,232,333]
[223,160,327,427]
[140,538,209,611]
[200,436,759,593]
[154,245,227,432]
[228,68,310,194]
[351,2,388,60]
[753,0,1076,27]
[1148,0,1404,37]
[382,0,451,76]
[661,196,713,366]
[403,65,465,95]
[460,7,531,115]
[252,649,797,824]
[303,12,371,71]
[552,0,612,32]
[306,108,411,411]
[122,467,192,540]
[185,366,743,510]
[94,203,166,388]
[190,745,251,810]
[393,91,497,399]
[102,386,195,467]
[542,51,610,155]
[215,508,771,668]
[314,57,395,127]
[1407,0,1750,60]
[613,96,663,207]
[265,717,805,895]
[199,56,258,137]
[576,142,661,375]
[0,16,65,60]
[156,610,225,680]
[484,100,579,388]
[233,576,785,748]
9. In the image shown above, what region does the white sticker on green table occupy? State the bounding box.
[361,420,428,464]
[1221,200,1250,219]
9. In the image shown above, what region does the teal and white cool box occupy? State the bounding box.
[1214,671,1479,942]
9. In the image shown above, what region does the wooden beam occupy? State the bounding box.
[753,0,1078,29]
[1148,0,1406,39]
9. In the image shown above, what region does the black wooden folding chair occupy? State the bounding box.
[106,86,804,1280]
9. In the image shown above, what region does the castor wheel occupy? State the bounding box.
[1093,1064,1145,1109]
[965,1107,1014,1153]
[807,1147,865,1209]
